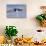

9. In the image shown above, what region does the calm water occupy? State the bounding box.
[7,5,26,18]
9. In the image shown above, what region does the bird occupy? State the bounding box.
[14,8,23,11]
[7,8,23,13]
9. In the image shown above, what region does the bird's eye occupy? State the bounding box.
[14,9,16,11]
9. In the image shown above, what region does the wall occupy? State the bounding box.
[0,0,46,40]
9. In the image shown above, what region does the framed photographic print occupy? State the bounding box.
[7,4,26,18]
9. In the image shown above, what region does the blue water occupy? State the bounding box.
[7,5,26,18]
